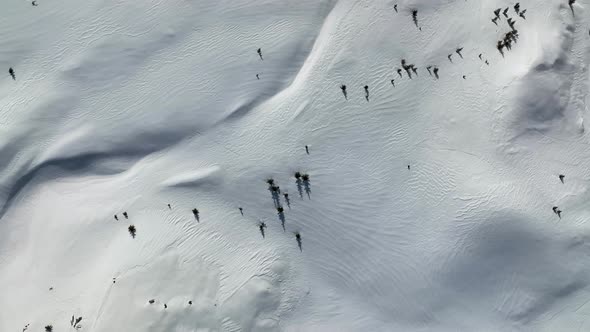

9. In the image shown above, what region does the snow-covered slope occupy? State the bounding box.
[1,0,589,331]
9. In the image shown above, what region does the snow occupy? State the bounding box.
[1,0,589,331]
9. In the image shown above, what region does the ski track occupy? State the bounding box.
[1,0,590,331]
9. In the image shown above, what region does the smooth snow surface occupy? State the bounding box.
[1,0,590,331]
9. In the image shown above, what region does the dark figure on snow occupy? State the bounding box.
[433,67,439,79]
[478,53,483,60]
[340,84,347,100]
[410,65,418,75]
[239,207,243,215]
[188,301,192,305]
[364,85,369,101]
[305,145,309,154]
[514,3,520,14]
[256,74,260,80]
[448,54,453,62]
[492,17,499,25]
[295,232,302,251]
[462,75,466,79]
[167,204,171,209]
[408,164,410,170]
[412,10,418,27]
[259,222,267,238]
[257,48,263,60]
[519,9,526,19]
[502,7,509,18]
[456,47,463,58]
[494,8,501,19]
[426,66,432,75]
[8,67,15,80]
[559,174,565,183]
[569,0,575,12]
[123,211,128,219]
[497,40,505,56]
[32,1,38,6]
[164,304,167,309]
[394,4,397,12]
[390,79,395,87]
[397,68,403,77]
[114,215,118,221]
[192,208,199,221]
[508,18,516,30]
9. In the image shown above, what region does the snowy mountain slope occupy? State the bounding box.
[0,0,589,331]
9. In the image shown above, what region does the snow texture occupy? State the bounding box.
[1,0,590,331]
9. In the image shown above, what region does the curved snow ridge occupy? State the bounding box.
[160,166,222,188]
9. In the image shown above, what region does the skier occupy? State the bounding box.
[259,222,267,238]
[394,4,397,12]
[397,68,403,77]
[239,207,243,215]
[456,47,463,58]
[114,215,118,221]
[559,174,565,183]
[448,54,453,62]
[340,84,347,100]
[192,208,199,221]
[433,67,439,79]
[256,74,260,80]
[390,79,395,87]
[8,67,15,80]
[508,18,516,30]
[493,8,501,19]
[478,53,483,60]
[364,85,369,101]
[305,145,309,154]
[412,10,418,27]
[497,40,505,56]
[426,66,432,75]
[123,211,128,219]
[295,232,302,251]
[410,65,418,75]
[257,48,263,60]
[462,75,466,79]
[514,3,520,14]
[502,7,509,18]
[408,164,410,170]
[32,0,37,6]
[188,301,192,305]
[492,17,499,25]
[167,204,171,209]
[519,9,526,19]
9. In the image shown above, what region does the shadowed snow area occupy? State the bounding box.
[1,0,590,331]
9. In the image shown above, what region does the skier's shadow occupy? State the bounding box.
[296,179,304,198]
[278,210,286,231]
[303,180,311,199]
[269,186,281,208]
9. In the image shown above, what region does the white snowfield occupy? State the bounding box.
[0,0,589,331]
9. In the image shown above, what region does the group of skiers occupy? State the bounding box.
[492,3,527,56]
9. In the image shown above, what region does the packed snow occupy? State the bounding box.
[1,0,589,331]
